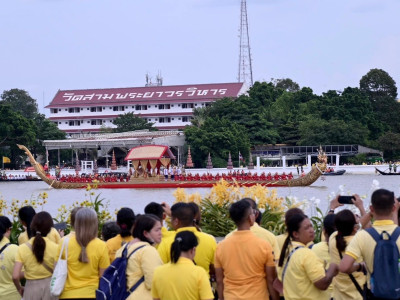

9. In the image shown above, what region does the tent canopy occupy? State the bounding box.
[124,145,176,161]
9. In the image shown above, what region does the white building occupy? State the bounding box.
[47,82,246,136]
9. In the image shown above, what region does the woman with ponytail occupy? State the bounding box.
[18,206,61,245]
[278,214,338,300]
[58,207,109,299]
[13,211,58,300]
[106,207,135,262]
[329,209,366,300]
[115,214,163,300]
[0,216,20,300]
[152,231,213,300]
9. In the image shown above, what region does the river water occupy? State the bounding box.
[1,174,399,219]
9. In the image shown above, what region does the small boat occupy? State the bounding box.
[323,169,346,176]
[17,144,328,189]
[375,168,400,176]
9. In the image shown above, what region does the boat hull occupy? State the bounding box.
[17,144,328,189]
[375,168,400,176]
[323,170,346,176]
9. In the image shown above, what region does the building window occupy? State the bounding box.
[182,117,189,122]
[68,107,80,113]
[51,109,58,114]
[68,121,81,126]
[158,104,171,110]
[159,117,171,123]
[113,106,125,112]
[182,103,194,109]
[91,107,103,112]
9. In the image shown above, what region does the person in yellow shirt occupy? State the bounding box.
[311,214,336,300]
[18,206,61,245]
[58,207,110,299]
[340,189,400,298]
[276,208,306,252]
[152,231,214,300]
[278,213,338,300]
[330,210,366,300]
[144,202,174,240]
[12,211,58,300]
[106,207,135,262]
[0,216,20,300]
[215,199,279,300]
[115,214,163,300]
[157,203,216,277]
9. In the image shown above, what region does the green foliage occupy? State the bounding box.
[184,118,251,168]
[310,207,325,243]
[260,208,285,234]
[347,153,367,165]
[378,132,400,160]
[113,112,157,133]
[0,89,38,119]
[200,198,236,237]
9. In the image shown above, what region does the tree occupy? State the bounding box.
[0,105,36,167]
[378,132,400,160]
[272,78,300,92]
[0,89,38,119]
[113,112,157,132]
[360,68,397,101]
[360,69,400,132]
[32,113,66,155]
[184,118,250,168]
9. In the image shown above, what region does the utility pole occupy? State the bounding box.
[238,0,253,88]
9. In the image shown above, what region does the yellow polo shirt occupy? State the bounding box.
[106,234,133,262]
[152,257,214,300]
[15,237,58,280]
[226,223,280,261]
[329,232,366,300]
[18,227,61,245]
[311,241,332,299]
[282,241,326,300]
[58,236,110,299]
[0,237,20,300]
[157,226,216,276]
[115,241,163,300]
[346,220,399,284]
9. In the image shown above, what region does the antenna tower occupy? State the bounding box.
[238,0,253,87]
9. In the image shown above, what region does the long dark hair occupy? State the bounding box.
[170,231,198,263]
[132,214,160,244]
[117,207,136,237]
[0,216,12,241]
[278,213,308,267]
[335,210,356,253]
[18,206,36,239]
[30,211,53,263]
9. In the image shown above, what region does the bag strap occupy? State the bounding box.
[365,227,381,242]
[125,244,147,293]
[25,242,53,273]
[339,250,364,296]
[58,237,70,261]
[282,246,303,283]
[390,227,400,241]
[0,243,10,254]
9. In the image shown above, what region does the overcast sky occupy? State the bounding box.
[1,0,399,114]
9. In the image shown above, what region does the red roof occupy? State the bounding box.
[46,83,245,108]
[124,145,176,161]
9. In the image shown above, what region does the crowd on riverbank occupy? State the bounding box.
[0,188,400,299]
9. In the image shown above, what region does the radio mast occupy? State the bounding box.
[238,0,253,87]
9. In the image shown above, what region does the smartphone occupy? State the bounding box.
[338,196,355,204]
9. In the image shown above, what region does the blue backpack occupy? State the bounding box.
[366,227,400,299]
[96,244,146,300]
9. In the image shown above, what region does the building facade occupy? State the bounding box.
[46,82,246,135]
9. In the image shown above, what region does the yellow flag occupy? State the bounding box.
[2,157,10,164]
